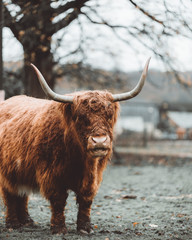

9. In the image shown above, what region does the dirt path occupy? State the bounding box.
[0,163,192,240]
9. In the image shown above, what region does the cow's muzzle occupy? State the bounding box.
[87,135,111,157]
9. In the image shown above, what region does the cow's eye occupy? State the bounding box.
[107,104,114,120]
[107,114,113,122]
[107,110,113,120]
[78,114,90,125]
[82,99,88,106]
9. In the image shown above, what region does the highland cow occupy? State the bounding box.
[0,58,150,234]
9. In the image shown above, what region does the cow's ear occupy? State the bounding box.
[63,103,73,123]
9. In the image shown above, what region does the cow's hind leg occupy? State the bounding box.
[16,194,34,226]
[76,196,93,234]
[2,188,21,229]
[2,188,33,228]
[49,192,68,234]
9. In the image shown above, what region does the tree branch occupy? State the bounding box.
[128,0,164,25]
[52,0,83,17]
[50,0,90,35]
[3,4,20,40]
[50,8,79,35]
[80,9,129,30]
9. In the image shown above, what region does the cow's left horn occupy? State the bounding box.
[31,64,74,103]
[112,57,151,102]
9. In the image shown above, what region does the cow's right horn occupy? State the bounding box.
[31,64,74,103]
[112,57,151,102]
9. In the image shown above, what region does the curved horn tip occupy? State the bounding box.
[145,57,151,68]
[30,63,41,76]
[30,63,37,70]
[147,56,151,62]
[112,57,151,102]
[143,57,151,76]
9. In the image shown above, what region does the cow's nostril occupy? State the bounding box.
[92,136,107,144]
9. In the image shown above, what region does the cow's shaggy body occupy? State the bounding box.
[0,91,119,234]
[0,58,150,234]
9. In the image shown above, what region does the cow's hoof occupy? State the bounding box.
[77,222,93,234]
[19,216,34,226]
[51,225,68,235]
[79,228,94,234]
[6,221,22,229]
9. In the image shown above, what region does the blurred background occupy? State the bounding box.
[1,0,192,163]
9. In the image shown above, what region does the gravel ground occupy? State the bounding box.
[0,162,192,240]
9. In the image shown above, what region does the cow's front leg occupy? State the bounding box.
[76,196,94,234]
[49,192,68,234]
[16,194,34,226]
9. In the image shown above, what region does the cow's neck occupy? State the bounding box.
[80,156,108,200]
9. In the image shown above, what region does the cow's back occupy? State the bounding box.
[0,95,50,123]
[0,95,65,193]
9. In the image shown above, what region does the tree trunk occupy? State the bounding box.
[23,47,54,99]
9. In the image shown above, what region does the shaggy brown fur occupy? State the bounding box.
[0,90,119,234]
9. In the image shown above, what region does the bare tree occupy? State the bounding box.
[4,0,90,97]
[3,0,192,97]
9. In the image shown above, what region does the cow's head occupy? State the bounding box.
[31,58,150,159]
[70,90,119,158]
